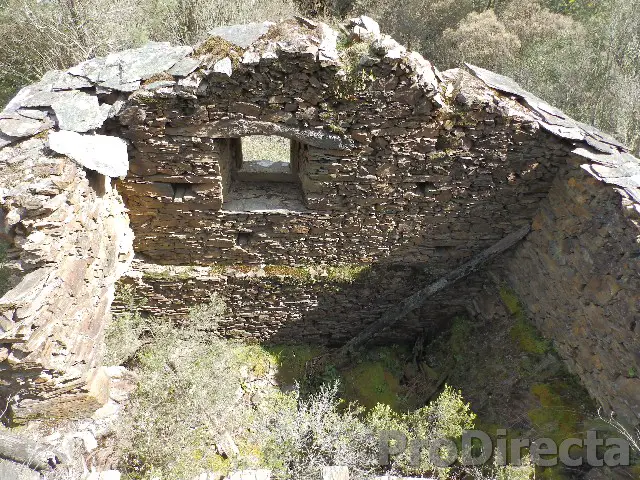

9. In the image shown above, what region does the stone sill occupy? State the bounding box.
[221,181,308,213]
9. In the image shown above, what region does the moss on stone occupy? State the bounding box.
[142,268,194,281]
[208,264,227,275]
[328,123,346,134]
[528,381,587,480]
[194,36,238,59]
[263,265,313,281]
[326,265,370,283]
[500,286,551,355]
[143,71,174,85]
[450,315,472,358]
[343,360,401,410]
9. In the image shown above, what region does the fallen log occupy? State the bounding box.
[328,224,531,369]
[0,431,67,471]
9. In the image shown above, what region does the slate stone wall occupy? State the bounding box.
[0,138,133,422]
[117,64,571,271]
[114,261,486,346]
[498,155,640,423]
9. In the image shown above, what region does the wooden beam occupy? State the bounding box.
[328,225,531,369]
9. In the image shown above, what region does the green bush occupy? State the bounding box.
[111,292,523,480]
[104,285,149,365]
[253,382,380,479]
[368,385,476,479]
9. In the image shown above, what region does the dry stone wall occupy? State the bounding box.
[0,138,133,422]
[117,36,570,271]
[497,156,640,423]
[115,260,484,346]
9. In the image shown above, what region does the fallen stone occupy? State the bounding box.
[2,85,49,113]
[168,56,201,77]
[348,15,381,41]
[213,57,233,76]
[0,112,53,138]
[105,43,192,83]
[322,465,349,480]
[48,131,129,177]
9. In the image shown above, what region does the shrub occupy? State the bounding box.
[104,284,149,366]
[368,385,476,478]
[117,325,251,479]
[186,292,227,333]
[253,382,380,480]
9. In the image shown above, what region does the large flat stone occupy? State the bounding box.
[207,22,271,48]
[69,43,191,90]
[51,91,110,132]
[48,131,129,177]
[168,56,201,77]
[40,69,93,90]
[0,132,13,148]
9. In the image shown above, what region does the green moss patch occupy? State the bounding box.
[343,361,401,409]
[263,265,313,282]
[500,287,551,354]
[265,344,324,386]
[326,265,370,283]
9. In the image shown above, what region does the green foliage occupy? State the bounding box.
[254,382,380,479]
[187,292,227,333]
[334,40,376,99]
[368,385,476,478]
[104,284,149,365]
[115,295,251,480]
[118,329,250,479]
[112,295,487,480]
[265,344,323,386]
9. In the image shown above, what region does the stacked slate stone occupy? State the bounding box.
[116,17,573,271]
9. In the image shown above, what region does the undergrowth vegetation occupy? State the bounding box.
[106,294,535,480]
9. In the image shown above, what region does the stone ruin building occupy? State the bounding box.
[0,16,638,426]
